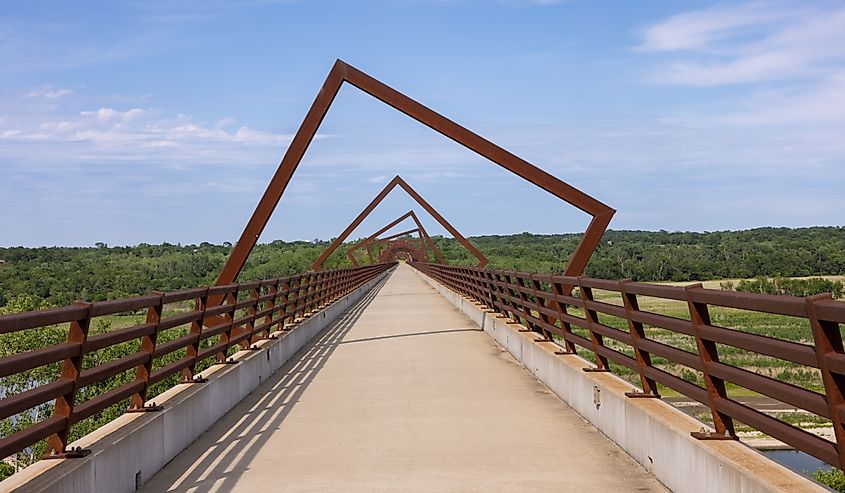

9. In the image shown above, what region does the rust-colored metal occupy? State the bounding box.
[344,210,446,267]
[686,284,736,439]
[409,262,845,468]
[128,292,164,412]
[377,238,428,263]
[619,280,660,398]
[43,301,92,459]
[0,263,393,461]
[577,279,610,372]
[347,227,423,266]
[808,293,845,470]
[182,288,209,383]
[214,59,613,289]
[312,177,485,271]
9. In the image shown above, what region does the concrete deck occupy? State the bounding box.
[141,264,667,492]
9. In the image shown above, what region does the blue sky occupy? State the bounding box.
[1,0,844,246]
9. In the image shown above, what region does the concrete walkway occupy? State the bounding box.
[141,264,667,492]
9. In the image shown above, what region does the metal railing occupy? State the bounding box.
[410,262,845,470]
[0,263,394,461]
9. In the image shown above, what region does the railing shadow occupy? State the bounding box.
[141,274,390,493]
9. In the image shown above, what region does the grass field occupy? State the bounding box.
[542,277,842,447]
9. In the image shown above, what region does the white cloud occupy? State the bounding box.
[215,117,235,127]
[234,126,292,144]
[0,105,293,149]
[677,70,845,126]
[638,3,791,53]
[25,86,74,99]
[638,2,845,86]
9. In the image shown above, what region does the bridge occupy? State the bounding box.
[1,61,843,492]
[137,264,663,492]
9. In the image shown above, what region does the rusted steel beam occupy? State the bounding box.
[347,227,422,266]
[43,301,92,459]
[312,176,486,270]
[343,207,446,267]
[347,209,445,265]
[808,294,845,470]
[686,285,736,439]
[619,280,660,398]
[378,239,427,263]
[215,59,613,288]
[377,227,420,242]
[128,292,165,412]
[408,211,445,264]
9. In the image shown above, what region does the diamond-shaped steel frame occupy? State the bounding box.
[214,59,614,288]
[344,210,444,266]
[315,179,485,270]
[377,238,427,263]
[354,231,425,265]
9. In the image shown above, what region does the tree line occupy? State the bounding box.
[1,226,844,311]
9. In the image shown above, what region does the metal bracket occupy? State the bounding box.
[127,402,164,413]
[42,446,91,459]
[691,429,737,440]
[625,391,660,399]
[181,375,208,384]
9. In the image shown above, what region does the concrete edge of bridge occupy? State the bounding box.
[411,268,826,493]
[3,268,394,493]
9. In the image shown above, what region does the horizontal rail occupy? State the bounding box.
[0,262,394,461]
[409,261,845,471]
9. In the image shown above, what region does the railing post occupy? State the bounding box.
[513,274,538,334]
[129,292,165,412]
[182,287,209,383]
[246,285,261,349]
[294,276,304,320]
[550,276,577,354]
[500,272,521,323]
[217,288,239,364]
[325,271,336,303]
[316,271,327,309]
[494,271,511,318]
[279,278,292,331]
[685,284,736,439]
[577,279,610,372]
[619,280,659,398]
[484,270,499,313]
[265,280,279,338]
[304,273,314,314]
[43,301,93,459]
[807,293,845,470]
[469,268,484,302]
[529,274,554,342]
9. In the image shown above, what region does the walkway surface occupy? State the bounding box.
[141,264,667,492]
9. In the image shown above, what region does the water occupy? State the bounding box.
[762,449,832,476]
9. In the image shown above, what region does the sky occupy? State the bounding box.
[1,0,844,247]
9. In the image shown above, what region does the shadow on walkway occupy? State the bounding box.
[335,327,480,346]
[143,275,389,493]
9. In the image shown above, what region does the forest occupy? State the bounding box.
[1,226,845,311]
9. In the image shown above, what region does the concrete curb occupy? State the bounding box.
[4,269,393,493]
[412,268,826,493]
